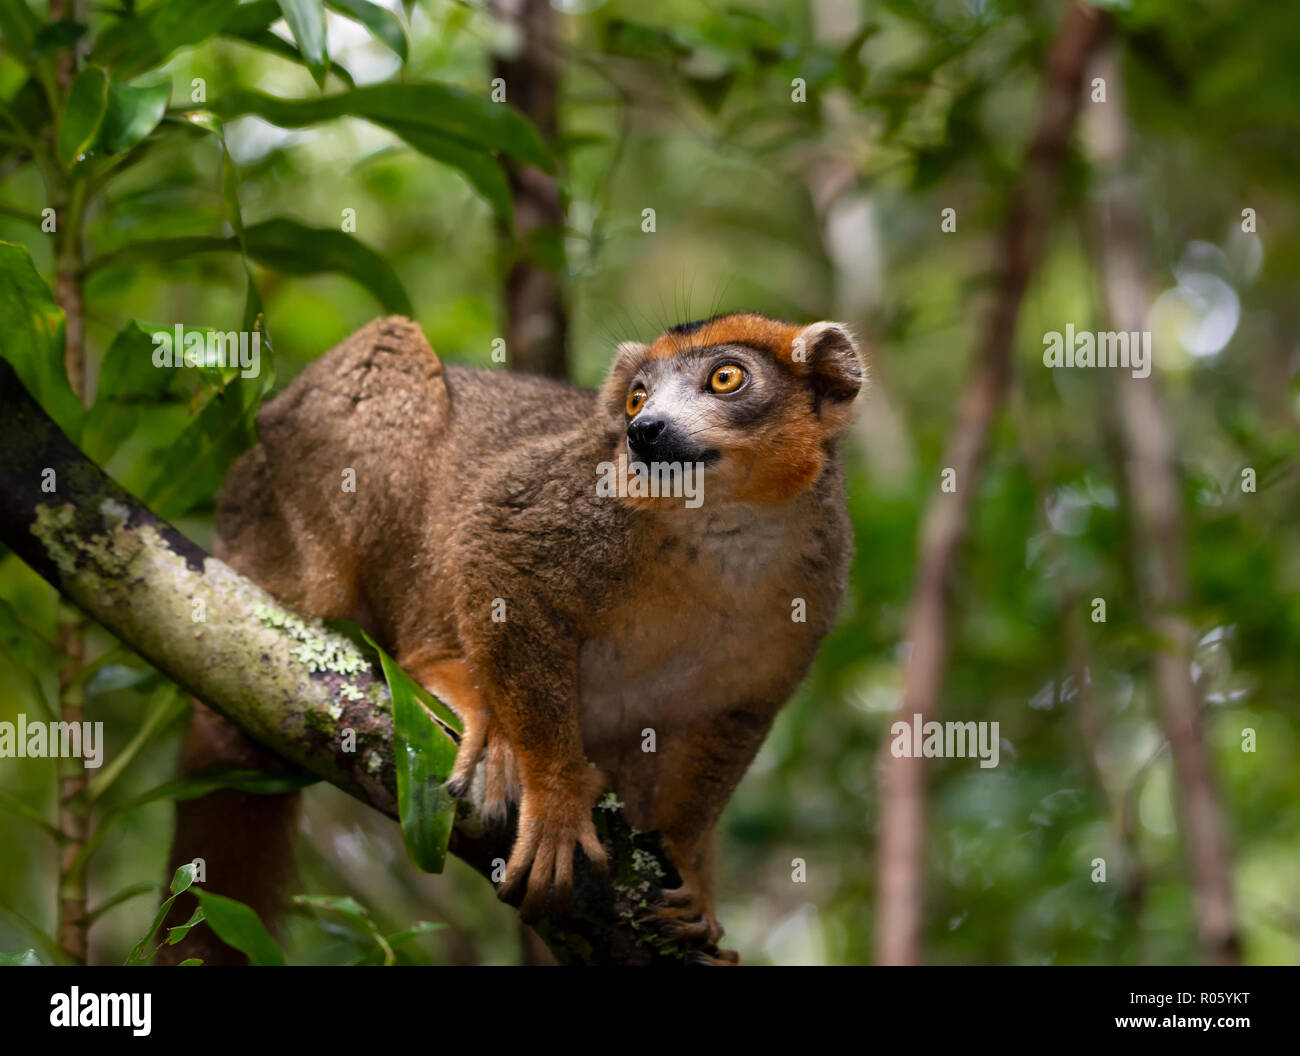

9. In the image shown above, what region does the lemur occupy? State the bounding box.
[161,312,862,964]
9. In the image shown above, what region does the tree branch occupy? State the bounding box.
[874,2,1112,965]
[0,358,712,965]
[1085,45,1240,965]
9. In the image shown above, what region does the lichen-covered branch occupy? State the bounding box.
[0,359,705,965]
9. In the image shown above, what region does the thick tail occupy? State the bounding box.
[156,702,301,966]
[158,317,446,964]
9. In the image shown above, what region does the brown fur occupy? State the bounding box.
[163,312,862,962]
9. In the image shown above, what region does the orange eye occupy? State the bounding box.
[709,364,746,394]
[626,387,647,416]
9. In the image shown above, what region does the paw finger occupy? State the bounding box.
[499,831,540,900]
[657,885,696,908]
[578,828,608,873]
[552,842,575,915]
[520,840,557,920]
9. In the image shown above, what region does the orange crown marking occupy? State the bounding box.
[647,312,803,363]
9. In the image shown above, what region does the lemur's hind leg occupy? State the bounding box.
[639,707,775,960]
[401,650,521,823]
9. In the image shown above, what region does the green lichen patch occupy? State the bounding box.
[31,500,148,586]
[630,847,665,880]
[31,504,80,577]
[253,603,369,676]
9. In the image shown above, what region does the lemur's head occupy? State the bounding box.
[600,312,864,504]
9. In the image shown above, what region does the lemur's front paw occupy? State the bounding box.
[498,768,608,920]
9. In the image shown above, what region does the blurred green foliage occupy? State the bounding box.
[0,0,1297,965]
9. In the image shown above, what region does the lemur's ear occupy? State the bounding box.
[599,341,649,422]
[795,321,864,433]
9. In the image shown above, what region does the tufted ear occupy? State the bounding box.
[795,321,864,433]
[598,341,649,424]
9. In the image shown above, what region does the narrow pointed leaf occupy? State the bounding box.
[99,78,170,154]
[0,241,81,440]
[0,949,41,965]
[214,83,552,170]
[195,891,286,965]
[363,632,459,873]
[275,0,329,88]
[326,0,407,60]
[92,0,240,78]
[56,66,108,166]
[243,218,413,315]
[0,0,41,62]
[83,321,175,462]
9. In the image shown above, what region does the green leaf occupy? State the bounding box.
[177,958,203,965]
[211,82,548,219]
[244,218,413,315]
[91,0,240,78]
[125,863,195,964]
[219,0,354,85]
[0,0,42,64]
[166,907,205,944]
[276,0,329,89]
[384,920,446,948]
[33,20,86,57]
[225,28,356,88]
[0,949,41,966]
[0,902,63,964]
[222,0,282,35]
[364,632,459,874]
[170,861,198,896]
[56,66,108,167]
[88,223,414,317]
[292,894,395,964]
[215,84,552,170]
[99,78,170,155]
[5,77,52,139]
[293,893,370,919]
[142,367,262,518]
[326,0,407,61]
[195,891,286,965]
[82,321,175,462]
[0,241,82,440]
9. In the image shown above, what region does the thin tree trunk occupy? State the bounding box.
[47,3,92,960]
[1085,46,1240,966]
[54,615,87,962]
[492,0,569,379]
[875,2,1111,966]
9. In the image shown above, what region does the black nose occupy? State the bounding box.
[627,416,668,456]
